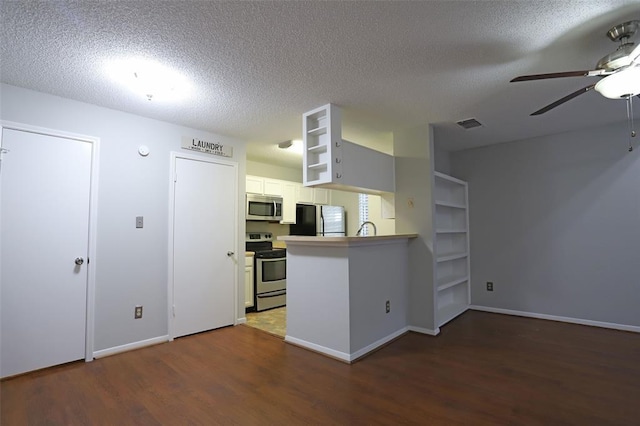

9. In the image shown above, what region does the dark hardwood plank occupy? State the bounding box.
[2,311,639,425]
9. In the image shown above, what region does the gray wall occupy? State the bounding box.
[451,122,640,327]
[1,84,248,352]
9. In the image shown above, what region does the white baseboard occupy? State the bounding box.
[470,305,640,333]
[407,325,440,336]
[284,335,351,362]
[349,327,409,361]
[236,317,247,324]
[285,327,410,363]
[93,335,169,359]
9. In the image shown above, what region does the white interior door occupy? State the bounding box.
[172,156,236,338]
[1,128,92,378]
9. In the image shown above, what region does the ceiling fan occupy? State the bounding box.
[511,20,640,116]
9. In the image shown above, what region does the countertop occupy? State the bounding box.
[278,234,417,247]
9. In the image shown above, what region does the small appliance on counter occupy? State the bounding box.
[289,204,346,236]
[245,232,286,311]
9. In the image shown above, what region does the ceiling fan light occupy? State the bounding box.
[594,67,640,99]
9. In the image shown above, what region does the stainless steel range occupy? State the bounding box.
[245,232,286,311]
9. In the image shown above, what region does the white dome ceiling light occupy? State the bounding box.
[593,57,640,99]
[104,57,192,103]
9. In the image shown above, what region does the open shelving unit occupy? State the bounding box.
[302,104,395,194]
[302,104,340,185]
[434,171,470,327]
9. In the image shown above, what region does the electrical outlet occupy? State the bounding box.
[134,305,143,319]
[385,300,390,313]
[136,216,144,229]
[486,282,494,291]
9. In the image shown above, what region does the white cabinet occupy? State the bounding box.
[302,103,394,194]
[246,175,283,196]
[246,176,264,194]
[313,188,330,205]
[302,104,337,185]
[296,185,314,204]
[295,184,330,205]
[263,178,283,196]
[245,255,254,308]
[281,182,297,224]
[433,172,469,327]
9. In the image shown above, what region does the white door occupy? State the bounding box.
[172,156,236,338]
[1,128,92,378]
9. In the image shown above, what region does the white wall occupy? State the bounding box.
[247,159,302,182]
[367,195,395,236]
[433,142,451,174]
[393,124,436,332]
[0,84,248,352]
[450,122,640,327]
[330,189,360,236]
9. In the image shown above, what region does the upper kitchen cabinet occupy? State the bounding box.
[246,175,284,197]
[246,175,265,194]
[263,178,284,197]
[302,104,394,195]
[296,185,330,205]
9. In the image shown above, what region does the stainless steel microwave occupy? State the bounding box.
[246,194,283,221]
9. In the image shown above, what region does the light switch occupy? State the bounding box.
[136,216,144,228]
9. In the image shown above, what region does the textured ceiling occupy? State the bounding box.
[2,1,640,169]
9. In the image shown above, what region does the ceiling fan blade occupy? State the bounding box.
[531,84,596,116]
[511,70,604,82]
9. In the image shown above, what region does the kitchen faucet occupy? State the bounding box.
[356,221,377,236]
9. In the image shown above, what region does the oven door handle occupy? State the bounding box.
[256,290,286,298]
[256,256,286,262]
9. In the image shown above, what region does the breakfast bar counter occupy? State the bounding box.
[278,234,417,362]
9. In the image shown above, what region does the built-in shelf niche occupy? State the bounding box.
[434,171,470,328]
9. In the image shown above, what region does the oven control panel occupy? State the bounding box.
[246,232,272,242]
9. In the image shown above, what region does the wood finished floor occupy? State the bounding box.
[2,311,639,425]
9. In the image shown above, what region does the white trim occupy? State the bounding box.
[470,305,640,333]
[168,151,239,341]
[284,335,352,362]
[434,170,467,185]
[349,327,408,361]
[407,325,440,336]
[236,317,247,325]
[1,121,100,363]
[285,327,410,363]
[93,335,169,359]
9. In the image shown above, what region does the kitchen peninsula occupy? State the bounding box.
[279,234,417,362]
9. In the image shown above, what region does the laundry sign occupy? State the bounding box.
[182,136,233,158]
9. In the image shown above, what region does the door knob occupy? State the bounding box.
[227,251,234,257]
[75,257,84,266]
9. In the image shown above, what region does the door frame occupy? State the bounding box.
[0,120,100,363]
[167,151,239,340]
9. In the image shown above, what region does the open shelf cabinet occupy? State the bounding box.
[303,104,340,185]
[434,171,470,327]
[302,104,394,194]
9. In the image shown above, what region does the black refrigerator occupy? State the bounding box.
[289,204,346,236]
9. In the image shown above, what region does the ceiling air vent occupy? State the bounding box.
[456,118,483,130]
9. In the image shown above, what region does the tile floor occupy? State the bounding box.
[245,307,286,337]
